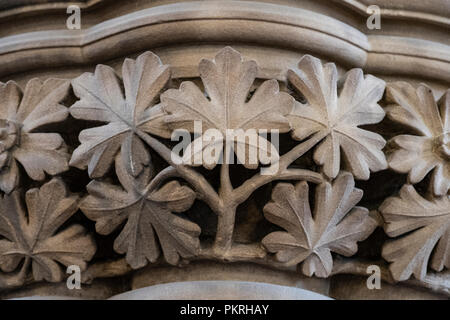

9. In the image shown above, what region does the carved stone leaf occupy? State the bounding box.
[0,79,71,193]
[262,172,377,277]
[287,55,387,180]
[380,185,450,281]
[386,83,449,196]
[70,51,172,178]
[80,157,199,268]
[161,46,293,169]
[0,179,96,282]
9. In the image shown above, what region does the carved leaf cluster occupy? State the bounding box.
[0,79,71,193]
[70,52,172,178]
[161,46,293,169]
[0,179,96,282]
[380,185,449,281]
[379,83,450,282]
[1,47,448,291]
[262,172,377,277]
[385,83,450,196]
[287,55,387,180]
[80,158,199,269]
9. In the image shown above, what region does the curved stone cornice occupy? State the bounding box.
[333,0,450,27]
[2,0,450,27]
[0,0,100,19]
[0,1,449,83]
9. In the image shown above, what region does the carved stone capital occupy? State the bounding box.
[0,0,448,300]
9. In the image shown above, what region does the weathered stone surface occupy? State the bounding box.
[0,0,448,300]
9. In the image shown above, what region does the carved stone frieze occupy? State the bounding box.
[0,45,448,299]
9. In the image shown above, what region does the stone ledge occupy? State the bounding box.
[0,1,449,83]
[110,281,332,300]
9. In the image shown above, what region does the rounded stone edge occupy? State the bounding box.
[108,281,332,300]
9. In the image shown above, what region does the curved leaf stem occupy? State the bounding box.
[233,131,327,204]
[138,128,327,255]
[145,166,180,193]
[214,133,326,252]
[136,129,223,213]
[213,163,236,250]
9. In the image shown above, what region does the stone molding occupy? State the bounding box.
[0,1,449,83]
[2,0,449,27]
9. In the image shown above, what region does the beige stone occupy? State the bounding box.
[0,0,448,300]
